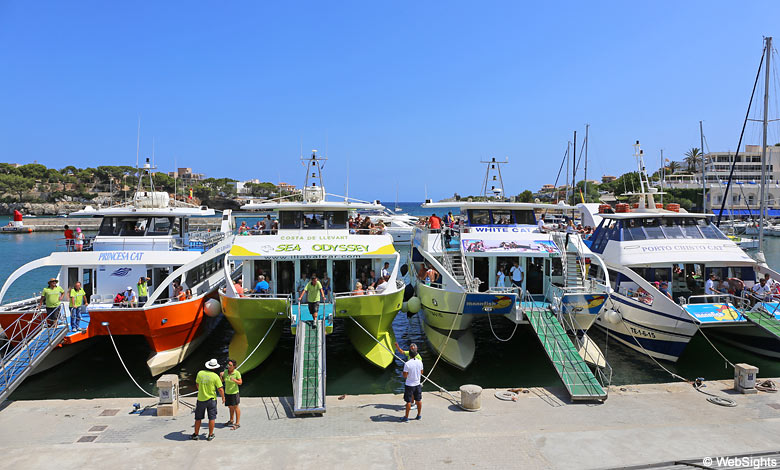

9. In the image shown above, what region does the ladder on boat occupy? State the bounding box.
[292,316,326,414]
[552,232,585,289]
[524,302,607,401]
[0,306,69,402]
[741,308,780,340]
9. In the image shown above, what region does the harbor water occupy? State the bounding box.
[3,204,780,400]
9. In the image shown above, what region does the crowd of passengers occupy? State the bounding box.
[235,214,390,235]
[348,214,388,235]
[237,216,278,235]
[627,270,780,306]
[418,211,595,236]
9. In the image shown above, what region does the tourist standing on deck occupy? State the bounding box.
[74,227,84,252]
[401,350,423,422]
[704,274,717,295]
[40,278,64,327]
[496,266,506,288]
[381,262,390,280]
[69,281,87,332]
[63,225,74,251]
[510,261,524,291]
[137,277,149,304]
[192,359,225,441]
[428,213,442,231]
[298,274,325,325]
[253,275,269,294]
[220,359,243,430]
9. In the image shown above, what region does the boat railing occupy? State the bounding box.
[237,292,293,300]
[684,293,751,310]
[55,236,96,252]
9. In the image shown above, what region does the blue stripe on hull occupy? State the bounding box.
[602,327,690,360]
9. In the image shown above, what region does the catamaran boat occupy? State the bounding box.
[411,159,612,374]
[219,151,405,378]
[0,159,235,376]
[581,142,780,361]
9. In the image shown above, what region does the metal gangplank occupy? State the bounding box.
[291,302,328,415]
[743,303,780,340]
[0,305,69,402]
[523,299,607,402]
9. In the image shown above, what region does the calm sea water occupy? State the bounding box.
[5,204,780,400]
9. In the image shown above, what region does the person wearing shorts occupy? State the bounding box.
[401,350,424,422]
[220,358,243,430]
[192,358,225,441]
[298,274,324,326]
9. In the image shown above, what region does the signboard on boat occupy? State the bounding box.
[461,239,559,255]
[682,303,742,323]
[230,235,396,259]
[462,293,516,314]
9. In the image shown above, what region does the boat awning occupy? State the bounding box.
[713,209,780,217]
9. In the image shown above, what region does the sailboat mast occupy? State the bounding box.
[584,124,589,203]
[700,121,706,212]
[572,131,577,202]
[759,36,772,254]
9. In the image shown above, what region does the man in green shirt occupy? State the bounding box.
[69,281,88,332]
[40,278,64,327]
[298,274,325,325]
[137,277,149,304]
[394,342,422,362]
[220,358,243,430]
[192,358,225,441]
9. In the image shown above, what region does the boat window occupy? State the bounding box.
[661,219,684,239]
[491,210,514,225]
[324,211,347,229]
[280,211,301,230]
[303,212,325,229]
[119,217,148,236]
[699,220,727,240]
[607,269,620,290]
[513,210,536,225]
[469,210,490,225]
[643,218,663,239]
[623,218,647,240]
[680,218,703,238]
[98,217,121,236]
[148,217,173,236]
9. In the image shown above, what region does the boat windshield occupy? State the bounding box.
[98,216,177,237]
[621,217,727,241]
[279,210,348,230]
[466,209,535,226]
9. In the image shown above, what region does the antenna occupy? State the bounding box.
[480,156,508,199]
[346,157,350,201]
[135,117,141,169]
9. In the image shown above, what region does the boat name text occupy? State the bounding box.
[98,252,144,261]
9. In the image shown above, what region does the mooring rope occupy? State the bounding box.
[105,324,157,398]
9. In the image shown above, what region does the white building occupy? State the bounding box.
[664,145,780,215]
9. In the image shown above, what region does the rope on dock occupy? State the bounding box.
[104,324,157,399]
[346,316,461,405]
[614,313,737,407]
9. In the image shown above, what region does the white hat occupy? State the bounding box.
[126,286,133,291]
[205,358,220,370]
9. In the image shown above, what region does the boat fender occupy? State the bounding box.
[604,309,621,325]
[407,297,421,314]
[204,299,222,317]
[401,301,408,313]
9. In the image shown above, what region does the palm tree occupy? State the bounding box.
[667,161,680,174]
[684,147,702,173]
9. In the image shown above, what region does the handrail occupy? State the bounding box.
[0,304,67,394]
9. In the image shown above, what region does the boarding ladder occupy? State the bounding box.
[439,231,477,290]
[292,305,326,415]
[524,293,608,401]
[552,232,585,289]
[0,305,69,402]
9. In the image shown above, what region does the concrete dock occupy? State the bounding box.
[2,216,223,232]
[1,380,779,469]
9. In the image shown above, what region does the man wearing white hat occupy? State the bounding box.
[124,286,138,308]
[192,358,225,441]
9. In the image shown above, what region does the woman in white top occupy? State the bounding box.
[75,227,84,252]
[496,266,506,288]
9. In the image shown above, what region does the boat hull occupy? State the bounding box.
[595,295,698,362]
[561,293,607,332]
[420,314,476,370]
[220,293,288,374]
[335,290,404,368]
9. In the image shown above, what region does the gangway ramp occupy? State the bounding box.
[1,308,69,402]
[524,302,607,401]
[743,306,780,340]
[292,305,327,415]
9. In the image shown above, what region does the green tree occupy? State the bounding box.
[516,190,534,202]
[17,163,48,180]
[667,161,680,174]
[0,174,35,201]
[684,148,701,173]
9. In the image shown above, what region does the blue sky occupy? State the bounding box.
[1,1,780,201]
